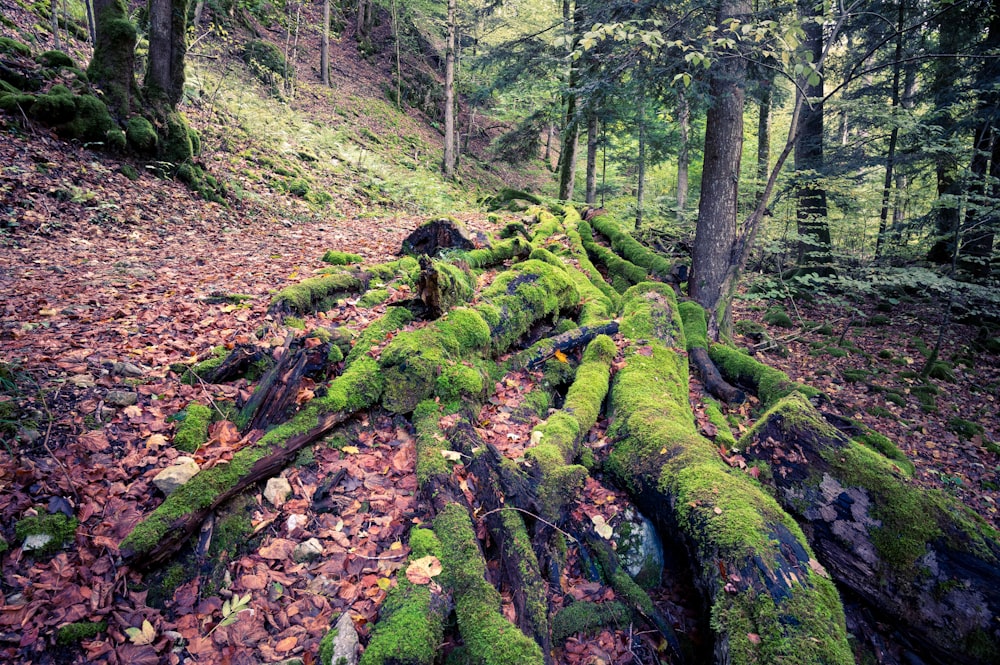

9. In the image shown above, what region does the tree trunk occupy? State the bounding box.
[875,1,905,262]
[585,111,598,205]
[88,0,138,118]
[794,0,831,269]
[690,0,749,332]
[321,0,330,86]
[84,0,96,43]
[557,0,580,201]
[443,0,456,178]
[755,77,772,206]
[145,0,188,108]
[51,0,61,50]
[636,97,646,226]
[192,0,204,28]
[677,90,690,212]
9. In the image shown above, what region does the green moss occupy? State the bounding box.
[764,307,794,328]
[578,220,647,290]
[188,127,201,156]
[0,92,34,112]
[173,403,212,453]
[868,314,890,326]
[36,50,74,68]
[0,37,31,57]
[679,301,709,349]
[588,214,675,281]
[434,504,544,665]
[126,116,157,153]
[318,625,337,664]
[15,513,78,555]
[709,343,821,408]
[357,288,388,307]
[210,508,253,559]
[322,250,363,265]
[927,361,956,382]
[56,621,107,645]
[344,306,413,365]
[58,94,114,142]
[271,272,364,314]
[704,398,737,449]
[948,417,985,440]
[551,602,630,642]
[734,320,766,336]
[841,368,870,383]
[180,345,227,385]
[106,128,126,152]
[853,430,914,475]
[413,400,453,485]
[162,111,194,164]
[29,90,76,123]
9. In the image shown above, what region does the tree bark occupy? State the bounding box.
[585,111,598,204]
[145,0,188,108]
[557,0,580,201]
[755,77,771,206]
[636,97,646,226]
[677,90,690,212]
[321,0,330,86]
[690,0,749,330]
[443,0,456,178]
[88,0,138,118]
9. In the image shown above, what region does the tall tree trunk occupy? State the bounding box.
[677,91,690,212]
[875,1,905,262]
[794,0,830,269]
[321,0,330,86]
[442,0,457,178]
[636,98,647,226]
[558,0,580,201]
[756,77,772,206]
[88,0,138,118]
[585,111,598,205]
[51,0,61,50]
[145,0,189,108]
[690,0,749,334]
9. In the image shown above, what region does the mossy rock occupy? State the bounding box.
[106,128,126,152]
[926,361,956,382]
[0,37,31,57]
[322,250,363,265]
[126,116,158,153]
[173,403,212,453]
[841,368,870,383]
[0,92,34,113]
[58,94,114,142]
[764,307,794,328]
[28,90,76,124]
[15,513,78,555]
[36,50,74,68]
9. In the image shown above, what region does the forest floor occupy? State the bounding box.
[2,122,1000,665]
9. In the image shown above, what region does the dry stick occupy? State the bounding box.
[39,386,79,502]
[477,506,578,544]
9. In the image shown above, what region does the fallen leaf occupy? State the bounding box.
[440,450,462,462]
[125,619,156,646]
[405,555,443,585]
[259,538,296,560]
[591,514,613,540]
[553,349,568,363]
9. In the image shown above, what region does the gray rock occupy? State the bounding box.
[22,533,54,552]
[105,390,138,407]
[323,612,359,665]
[153,457,200,494]
[614,506,664,588]
[293,538,324,563]
[18,429,41,445]
[111,362,144,377]
[264,477,292,507]
[68,374,96,388]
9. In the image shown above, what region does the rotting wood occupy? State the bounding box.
[678,301,746,404]
[400,216,478,256]
[511,320,619,370]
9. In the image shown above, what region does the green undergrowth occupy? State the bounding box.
[550,601,631,642]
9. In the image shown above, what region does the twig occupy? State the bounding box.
[39,387,79,502]
[477,506,578,544]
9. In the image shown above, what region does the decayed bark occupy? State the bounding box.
[605,283,853,664]
[511,321,618,370]
[678,302,745,404]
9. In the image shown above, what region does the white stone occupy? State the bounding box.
[286,513,307,533]
[614,506,664,586]
[153,458,200,494]
[293,538,324,563]
[264,477,292,507]
[22,533,54,552]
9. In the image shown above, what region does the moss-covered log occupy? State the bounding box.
[525,335,615,521]
[709,342,821,408]
[578,219,648,291]
[742,392,1000,663]
[269,270,368,315]
[679,302,746,404]
[510,321,619,370]
[605,283,852,665]
[416,256,475,319]
[588,213,681,284]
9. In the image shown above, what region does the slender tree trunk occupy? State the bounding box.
[636,98,646,226]
[585,112,598,205]
[443,0,457,178]
[192,0,204,28]
[756,77,772,206]
[677,91,690,213]
[321,0,330,86]
[85,0,96,43]
[51,0,61,50]
[544,122,554,168]
[794,0,830,268]
[875,1,906,262]
[690,0,750,333]
[558,0,580,200]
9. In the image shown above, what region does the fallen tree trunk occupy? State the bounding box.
[678,302,746,404]
[740,387,1000,662]
[605,283,853,664]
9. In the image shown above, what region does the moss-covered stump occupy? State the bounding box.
[679,302,746,404]
[416,257,475,319]
[400,216,476,256]
[587,214,680,283]
[709,342,820,408]
[359,528,449,665]
[379,258,578,413]
[434,503,545,665]
[742,392,1000,663]
[605,284,852,665]
[525,335,615,521]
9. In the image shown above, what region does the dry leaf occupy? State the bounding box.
[553,349,569,363]
[591,514,613,540]
[125,619,156,646]
[440,449,462,462]
[405,555,443,585]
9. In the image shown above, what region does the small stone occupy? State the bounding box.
[293,538,323,563]
[615,506,664,587]
[22,533,53,552]
[326,612,359,665]
[112,361,144,377]
[264,477,292,507]
[18,429,41,445]
[286,513,307,533]
[105,390,138,407]
[153,458,200,494]
[68,374,96,388]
